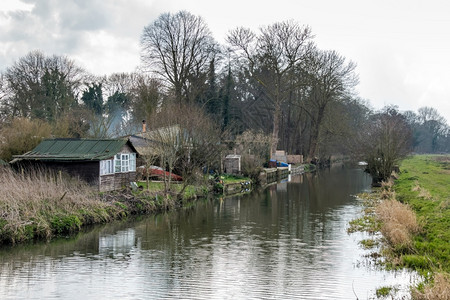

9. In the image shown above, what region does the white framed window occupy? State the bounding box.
[100,159,114,175]
[113,153,136,173]
[121,154,129,172]
[130,153,136,172]
[115,154,121,173]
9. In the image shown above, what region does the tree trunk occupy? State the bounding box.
[308,107,325,161]
[271,104,281,157]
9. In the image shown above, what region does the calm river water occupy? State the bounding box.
[0,166,418,299]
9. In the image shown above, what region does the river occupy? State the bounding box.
[0,166,418,299]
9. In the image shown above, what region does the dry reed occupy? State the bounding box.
[412,181,433,200]
[412,273,450,300]
[0,167,111,243]
[376,198,420,248]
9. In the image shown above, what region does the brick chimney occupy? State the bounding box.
[142,120,146,133]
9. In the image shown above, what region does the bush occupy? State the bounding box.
[51,214,82,235]
[0,118,52,161]
[240,154,263,185]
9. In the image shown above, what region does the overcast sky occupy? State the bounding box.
[1,0,449,122]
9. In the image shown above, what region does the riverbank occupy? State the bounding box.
[0,164,304,245]
[349,155,450,299]
[0,168,208,245]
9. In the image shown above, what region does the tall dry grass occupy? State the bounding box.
[412,273,450,300]
[376,185,420,249]
[412,181,433,200]
[0,167,112,243]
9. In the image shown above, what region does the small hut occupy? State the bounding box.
[12,138,138,192]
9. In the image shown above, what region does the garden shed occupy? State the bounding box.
[12,138,138,192]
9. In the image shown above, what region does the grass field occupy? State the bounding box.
[394,155,450,274]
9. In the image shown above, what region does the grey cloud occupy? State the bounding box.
[0,0,166,75]
[29,0,111,31]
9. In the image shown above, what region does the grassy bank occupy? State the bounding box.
[349,155,450,299]
[0,168,200,245]
[394,156,449,274]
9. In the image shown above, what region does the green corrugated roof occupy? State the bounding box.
[13,138,135,161]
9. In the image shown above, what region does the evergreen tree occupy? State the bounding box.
[221,65,232,131]
[81,83,103,115]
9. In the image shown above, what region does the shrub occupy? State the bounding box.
[240,154,263,185]
[51,214,82,235]
[0,118,52,161]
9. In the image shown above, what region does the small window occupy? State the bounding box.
[100,159,114,175]
[121,154,129,172]
[130,153,136,172]
[115,154,121,172]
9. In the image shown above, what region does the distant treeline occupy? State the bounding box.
[0,11,448,164]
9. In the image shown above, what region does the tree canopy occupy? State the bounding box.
[0,11,448,166]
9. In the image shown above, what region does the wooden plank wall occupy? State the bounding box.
[99,172,136,192]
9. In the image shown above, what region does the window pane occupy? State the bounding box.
[121,154,129,172]
[115,157,121,173]
[130,153,136,171]
[101,160,114,175]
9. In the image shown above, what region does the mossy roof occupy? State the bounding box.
[13,138,137,161]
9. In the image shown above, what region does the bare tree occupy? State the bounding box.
[146,102,222,197]
[417,107,448,153]
[141,10,218,104]
[129,73,163,125]
[355,106,412,183]
[1,50,86,122]
[227,20,313,156]
[234,129,272,182]
[300,49,358,161]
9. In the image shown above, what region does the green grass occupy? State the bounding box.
[348,215,380,234]
[221,174,251,184]
[349,155,450,298]
[394,155,450,274]
[136,181,207,201]
[375,286,396,298]
[137,181,167,192]
[359,238,378,249]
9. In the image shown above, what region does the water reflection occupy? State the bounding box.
[0,167,419,299]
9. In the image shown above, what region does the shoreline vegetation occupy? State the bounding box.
[349,155,450,299]
[0,168,214,245]
[0,166,284,246]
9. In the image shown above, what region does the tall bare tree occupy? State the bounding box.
[227,20,313,156]
[1,50,85,122]
[146,102,222,197]
[141,10,218,104]
[300,49,358,160]
[129,74,163,126]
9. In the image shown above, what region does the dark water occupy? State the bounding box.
[0,167,418,299]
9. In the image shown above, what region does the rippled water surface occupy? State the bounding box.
[0,167,418,299]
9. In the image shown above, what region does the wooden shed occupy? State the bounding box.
[12,138,138,192]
